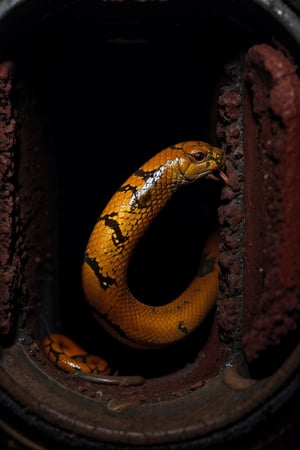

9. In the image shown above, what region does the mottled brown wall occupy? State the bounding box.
[243,44,300,362]
[0,62,18,335]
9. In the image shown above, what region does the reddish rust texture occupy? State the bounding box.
[15,79,56,336]
[38,331,225,404]
[217,62,244,344]
[243,44,300,362]
[38,316,225,404]
[0,57,56,338]
[0,61,18,335]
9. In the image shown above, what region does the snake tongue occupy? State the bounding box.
[208,169,230,185]
[219,169,230,185]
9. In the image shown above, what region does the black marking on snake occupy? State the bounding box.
[72,353,88,362]
[136,189,152,209]
[118,183,137,194]
[178,321,188,335]
[134,167,160,181]
[119,180,153,210]
[196,253,216,278]
[44,337,66,367]
[90,306,140,346]
[72,353,106,374]
[176,300,190,311]
[118,183,151,209]
[170,144,183,150]
[98,212,128,247]
[84,254,116,291]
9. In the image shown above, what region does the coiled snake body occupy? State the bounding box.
[43,141,227,376]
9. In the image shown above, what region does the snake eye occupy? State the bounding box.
[193,152,205,162]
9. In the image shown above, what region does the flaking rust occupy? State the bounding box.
[0,61,18,335]
[242,44,300,362]
[217,60,245,350]
[217,44,300,365]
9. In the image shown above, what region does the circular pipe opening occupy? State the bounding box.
[0,1,299,448]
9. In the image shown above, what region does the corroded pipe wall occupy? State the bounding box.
[243,44,300,362]
[0,2,300,447]
[216,44,300,366]
[0,61,18,335]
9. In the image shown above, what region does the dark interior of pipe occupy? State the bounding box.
[0,0,299,386]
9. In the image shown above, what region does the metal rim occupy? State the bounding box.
[0,1,299,448]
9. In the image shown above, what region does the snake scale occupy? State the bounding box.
[43,141,227,378]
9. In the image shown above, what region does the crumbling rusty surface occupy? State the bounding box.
[242,44,300,362]
[217,61,244,349]
[0,58,56,338]
[216,44,300,365]
[16,77,57,336]
[0,2,299,444]
[0,61,18,335]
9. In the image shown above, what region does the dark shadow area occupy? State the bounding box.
[1,0,296,378]
[0,1,300,449]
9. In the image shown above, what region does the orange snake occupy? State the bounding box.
[43,141,227,379]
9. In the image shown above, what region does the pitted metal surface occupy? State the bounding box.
[0,342,300,446]
[0,1,300,449]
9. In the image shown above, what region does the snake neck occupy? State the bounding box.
[84,148,192,303]
[83,153,187,292]
[117,155,185,255]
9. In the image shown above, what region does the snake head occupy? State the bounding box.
[179,141,228,183]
